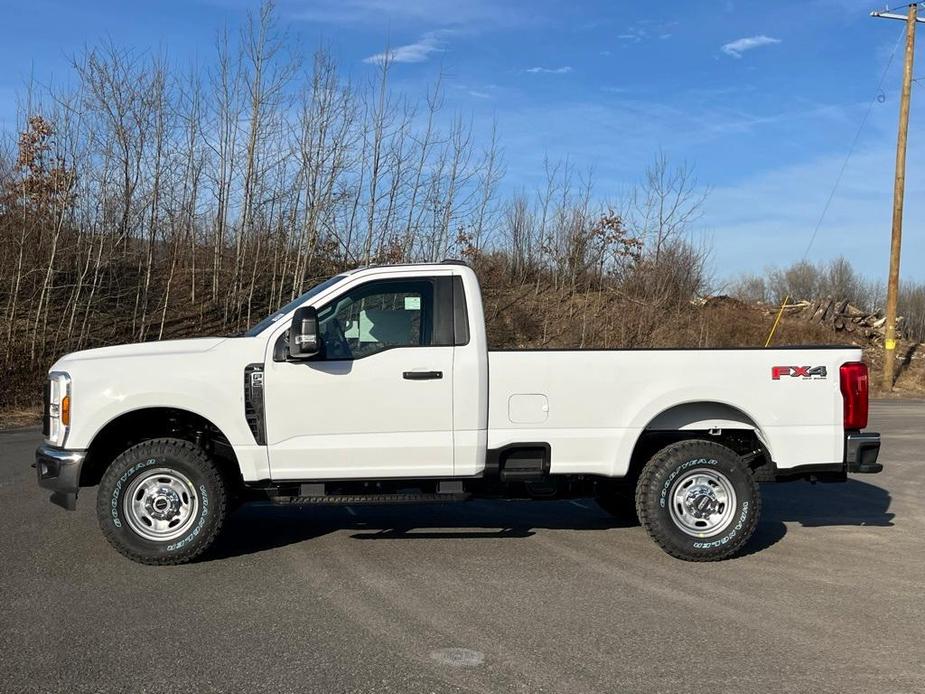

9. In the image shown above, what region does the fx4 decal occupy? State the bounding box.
[771,365,828,380]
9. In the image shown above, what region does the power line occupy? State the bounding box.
[764,24,905,347]
[799,26,904,262]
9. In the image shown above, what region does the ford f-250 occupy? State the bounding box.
[35,261,882,564]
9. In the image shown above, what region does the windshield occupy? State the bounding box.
[242,274,347,337]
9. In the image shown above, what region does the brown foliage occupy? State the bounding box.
[2,5,918,416]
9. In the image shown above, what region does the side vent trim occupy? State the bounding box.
[244,363,266,445]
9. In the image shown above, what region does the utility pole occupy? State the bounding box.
[871,3,923,390]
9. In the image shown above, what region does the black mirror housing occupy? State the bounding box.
[289,306,320,359]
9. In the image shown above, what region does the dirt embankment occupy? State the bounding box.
[3,294,920,430]
[754,296,924,398]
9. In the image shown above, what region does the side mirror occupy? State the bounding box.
[289,306,321,359]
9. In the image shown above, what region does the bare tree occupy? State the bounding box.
[7,13,923,418]
[633,151,707,265]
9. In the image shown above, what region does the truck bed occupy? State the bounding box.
[486,347,861,476]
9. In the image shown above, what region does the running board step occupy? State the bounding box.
[270,493,470,506]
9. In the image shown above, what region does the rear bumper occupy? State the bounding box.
[773,431,881,482]
[845,432,882,474]
[35,444,86,510]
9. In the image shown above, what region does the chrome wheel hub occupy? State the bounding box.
[123,468,199,542]
[145,486,182,521]
[684,484,720,518]
[668,468,737,538]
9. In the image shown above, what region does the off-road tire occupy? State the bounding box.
[96,438,229,565]
[635,440,760,561]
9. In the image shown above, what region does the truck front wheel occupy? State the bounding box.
[635,440,760,561]
[96,438,229,565]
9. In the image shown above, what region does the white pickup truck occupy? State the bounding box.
[35,261,881,564]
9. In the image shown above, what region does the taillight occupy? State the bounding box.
[840,362,869,430]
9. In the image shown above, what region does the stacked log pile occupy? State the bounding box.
[786,298,900,340]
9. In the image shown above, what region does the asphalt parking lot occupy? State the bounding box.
[1,400,923,693]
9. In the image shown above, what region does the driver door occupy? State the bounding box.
[263,275,455,480]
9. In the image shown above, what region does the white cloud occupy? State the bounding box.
[721,35,782,58]
[525,66,572,74]
[363,33,443,64]
[453,82,501,100]
[292,0,525,29]
[616,20,675,44]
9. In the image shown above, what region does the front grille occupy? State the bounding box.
[42,379,50,437]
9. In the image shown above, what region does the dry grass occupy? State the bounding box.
[2,290,921,431]
[481,282,925,396]
[868,341,925,398]
[0,406,41,429]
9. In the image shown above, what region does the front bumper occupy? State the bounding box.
[845,432,882,474]
[35,444,86,510]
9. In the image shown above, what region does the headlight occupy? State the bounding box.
[45,371,71,447]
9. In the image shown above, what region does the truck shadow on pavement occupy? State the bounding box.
[760,478,894,528]
[208,500,634,560]
[206,478,893,561]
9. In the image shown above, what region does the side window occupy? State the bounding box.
[316,279,435,360]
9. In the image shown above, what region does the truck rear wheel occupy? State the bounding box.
[96,438,228,565]
[635,440,760,561]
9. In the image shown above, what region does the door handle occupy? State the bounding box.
[403,370,443,380]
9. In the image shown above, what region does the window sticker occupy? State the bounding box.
[404,296,421,310]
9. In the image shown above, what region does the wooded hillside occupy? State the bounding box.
[1,3,922,416]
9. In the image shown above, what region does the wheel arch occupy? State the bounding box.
[644,401,764,433]
[80,407,241,489]
[626,400,773,481]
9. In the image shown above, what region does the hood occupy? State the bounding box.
[52,337,228,368]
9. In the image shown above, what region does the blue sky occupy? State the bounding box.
[1,0,923,281]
